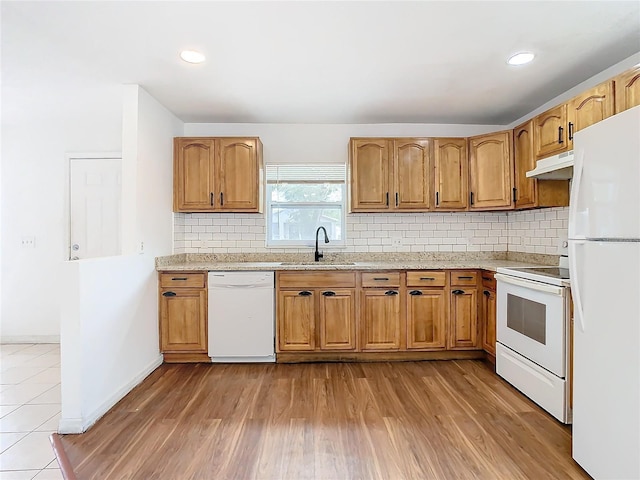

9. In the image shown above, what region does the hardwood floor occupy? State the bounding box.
[60,361,591,479]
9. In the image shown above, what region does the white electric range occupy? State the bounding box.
[494,258,572,423]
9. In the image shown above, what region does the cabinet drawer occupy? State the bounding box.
[361,272,401,288]
[159,272,206,288]
[277,272,356,288]
[450,270,478,286]
[406,271,446,287]
[481,271,496,290]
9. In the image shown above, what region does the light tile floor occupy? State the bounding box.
[0,344,63,479]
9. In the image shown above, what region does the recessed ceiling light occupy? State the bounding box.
[180,50,205,64]
[508,52,535,66]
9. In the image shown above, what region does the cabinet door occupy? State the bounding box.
[513,121,537,209]
[173,138,216,212]
[217,138,260,212]
[534,104,568,159]
[433,138,468,210]
[449,288,479,350]
[318,289,356,351]
[350,139,390,211]
[160,289,207,353]
[361,290,401,351]
[615,66,640,113]
[406,289,447,350]
[567,81,614,145]
[277,290,315,351]
[481,288,496,356]
[393,139,430,210]
[469,131,514,210]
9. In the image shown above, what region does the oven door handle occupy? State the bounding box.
[494,273,565,296]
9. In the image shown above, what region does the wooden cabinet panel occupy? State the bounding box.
[361,272,401,288]
[433,138,468,210]
[277,272,356,289]
[615,66,640,113]
[217,138,260,211]
[406,289,446,350]
[481,287,496,356]
[406,271,446,288]
[449,288,479,349]
[450,270,478,286]
[361,290,401,351]
[173,138,215,211]
[534,104,568,159]
[160,289,207,353]
[469,131,514,210]
[319,289,356,350]
[159,272,206,289]
[513,121,569,209]
[350,139,390,211]
[567,81,614,144]
[278,290,315,351]
[393,139,430,210]
[513,120,537,209]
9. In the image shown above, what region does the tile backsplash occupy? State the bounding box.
[174,207,569,255]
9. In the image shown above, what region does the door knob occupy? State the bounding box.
[71,256,79,261]
[72,244,80,251]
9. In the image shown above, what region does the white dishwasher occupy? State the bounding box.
[207,271,275,363]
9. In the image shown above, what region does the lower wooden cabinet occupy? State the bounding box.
[159,272,208,362]
[278,290,316,351]
[406,289,447,350]
[449,271,480,350]
[481,272,497,356]
[361,289,401,351]
[276,272,357,353]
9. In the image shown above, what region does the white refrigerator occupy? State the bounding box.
[569,106,640,479]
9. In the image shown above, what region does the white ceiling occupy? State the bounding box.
[2,1,640,125]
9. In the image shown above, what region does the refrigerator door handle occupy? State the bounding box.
[568,240,586,333]
[569,149,586,240]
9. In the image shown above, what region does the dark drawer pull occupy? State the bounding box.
[420,277,436,281]
[484,290,491,297]
[385,290,398,296]
[456,276,474,280]
[452,289,464,295]
[162,291,177,297]
[409,290,423,296]
[373,277,389,281]
[298,291,312,296]
[171,277,188,281]
[482,276,492,281]
[322,291,336,296]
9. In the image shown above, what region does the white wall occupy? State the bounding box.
[1,87,123,342]
[59,86,183,432]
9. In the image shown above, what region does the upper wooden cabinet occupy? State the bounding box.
[468,131,514,210]
[433,138,468,210]
[349,138,430,212]
[173,137,263,213]
[615,66,640,113]
[567,81,614,143]
[534,104,568,160]
[513,121,569,210]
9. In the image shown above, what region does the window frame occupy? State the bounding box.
[265,164,347,248]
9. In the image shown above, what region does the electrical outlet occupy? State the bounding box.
[137,241,145,254]
[21,236,35,248]
[392,238,402,247]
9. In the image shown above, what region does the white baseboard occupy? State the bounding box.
[58,355,163,434]
[0,335,60,344]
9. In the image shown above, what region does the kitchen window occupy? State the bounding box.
[266,164,346,247]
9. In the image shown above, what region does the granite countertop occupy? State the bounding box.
[156,252,558,273]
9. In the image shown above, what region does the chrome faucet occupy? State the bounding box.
[315,226,329,262]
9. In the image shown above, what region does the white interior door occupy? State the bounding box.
[69,158,122,260]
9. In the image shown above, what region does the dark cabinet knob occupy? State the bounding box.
[409,290,423,296]
[452,289,464,295]
[162,291,177,297]
[385,290,398,296]
[322,291,336,297]
[298,291,312,296]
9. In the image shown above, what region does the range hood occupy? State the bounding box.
[526,150,574,179]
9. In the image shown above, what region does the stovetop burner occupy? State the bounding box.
[509,266,570,279]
